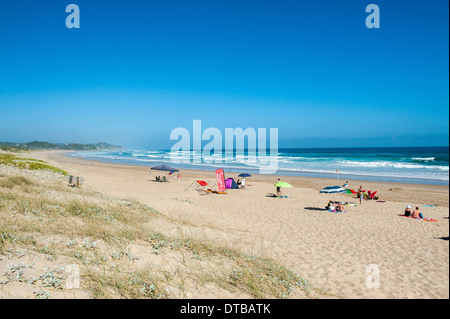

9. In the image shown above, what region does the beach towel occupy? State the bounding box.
[327,209,347,213]
[266,194,291,199]
[398,214,437,222]
[202,189,227,195]
[422,205,437,207]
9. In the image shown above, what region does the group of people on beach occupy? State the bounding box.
[270,178,429,219]
[404,205,424,219]
[355,185,424,219]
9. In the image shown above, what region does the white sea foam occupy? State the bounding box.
[338,160,448,171]
[412,157,436,161]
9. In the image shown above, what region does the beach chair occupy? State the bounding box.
[162,176,167,182]
[368,191,378,200]
[185,180,210,191]
[196,180,208,190]
[68,175,84,188]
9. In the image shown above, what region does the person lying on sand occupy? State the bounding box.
[326,201,347,212]
[335,203,347,212]
[411,207,423,219]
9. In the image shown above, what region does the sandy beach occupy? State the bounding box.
[19,150,447,299]
[1,0,448,304]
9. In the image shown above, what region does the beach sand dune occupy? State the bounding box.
[31,151,449,299]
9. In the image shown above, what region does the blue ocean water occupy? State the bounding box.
[69,147,449,185]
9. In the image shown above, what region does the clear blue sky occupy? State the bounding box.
[0,0,448,149]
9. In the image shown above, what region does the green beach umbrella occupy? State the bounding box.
[274,182,292,188]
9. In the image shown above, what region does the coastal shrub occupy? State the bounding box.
[0,145,28,152]
[85,267,169,299]
[0,154,69,176]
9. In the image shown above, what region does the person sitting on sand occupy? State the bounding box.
[237,179,241,186]
[404,205,413,217]
[411,207,423,219]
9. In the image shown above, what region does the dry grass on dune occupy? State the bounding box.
[0,157,318,299]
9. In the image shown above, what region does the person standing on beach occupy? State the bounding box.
[276,178,281,197]
[357,186,363,204]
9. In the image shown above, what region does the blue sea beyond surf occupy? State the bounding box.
[69,146,449,185]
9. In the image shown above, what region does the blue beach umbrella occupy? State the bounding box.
[320,186,346,194]
[151,164,179,172]
[151,164,179,181]
[238,173,252,178]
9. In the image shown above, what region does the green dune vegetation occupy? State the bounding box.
[0,145,29,153]
[0,151,317,299]
[0,153,69,176]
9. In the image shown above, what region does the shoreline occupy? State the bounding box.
[45,150,449,207]
[65,149,449,186]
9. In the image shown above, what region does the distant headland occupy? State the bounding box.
[0,141,123,152]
